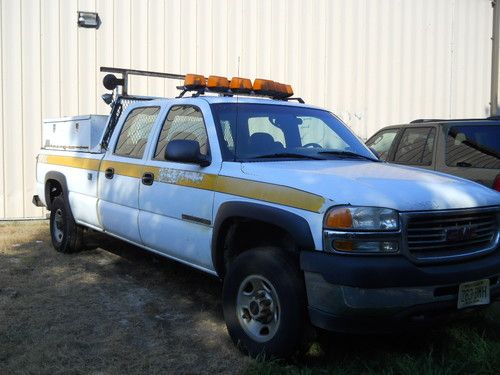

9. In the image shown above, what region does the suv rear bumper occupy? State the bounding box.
[300,250,500,333]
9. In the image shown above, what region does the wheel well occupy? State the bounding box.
[45,179,63,210]
[215,217,298,278]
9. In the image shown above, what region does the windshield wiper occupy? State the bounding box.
[318,150,379,161]
[252,152,324,160]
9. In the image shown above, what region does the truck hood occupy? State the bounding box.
[240,161,500,212]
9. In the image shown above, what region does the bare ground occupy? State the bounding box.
[0,221,250,374]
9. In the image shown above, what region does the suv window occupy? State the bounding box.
[366,128,399,161]
[154,105,209,160]
[446,125,500,168]
[114,106,160,158]
[394,127,435,165]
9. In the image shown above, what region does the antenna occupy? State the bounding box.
[235,56,241,162]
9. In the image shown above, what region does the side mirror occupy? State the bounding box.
[165,139,211,167]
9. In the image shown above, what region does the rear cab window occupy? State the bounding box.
[446,125,500,168]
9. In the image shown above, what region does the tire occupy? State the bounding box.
[222,247,307,358]
[49,196,85,253]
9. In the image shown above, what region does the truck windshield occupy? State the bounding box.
[446,125,500,169]
[210,103,376,161]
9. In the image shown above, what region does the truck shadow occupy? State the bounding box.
[88,231,224,319]
[86,231,500,369]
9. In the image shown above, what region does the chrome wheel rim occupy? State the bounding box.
[52,208,64,243]
[236,275,281,343]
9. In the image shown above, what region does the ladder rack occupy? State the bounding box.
[100,66,185,95]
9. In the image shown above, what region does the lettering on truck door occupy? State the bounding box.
[138,102,221,270]
[97,105,163,242]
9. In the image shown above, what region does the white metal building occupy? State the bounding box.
[0,0,499,219]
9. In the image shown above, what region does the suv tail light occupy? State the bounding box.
[493,174,500,192]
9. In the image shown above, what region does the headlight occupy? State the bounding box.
[324,206,399,231]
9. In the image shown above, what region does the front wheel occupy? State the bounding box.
[222,247,307,358]
[49,196,85,253]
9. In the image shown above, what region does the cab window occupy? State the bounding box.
[114,106,160,158]
[154,105,209,160]
[394,127,435,165]
[366,129,399,161]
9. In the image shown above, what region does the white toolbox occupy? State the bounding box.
[42,115,108,152]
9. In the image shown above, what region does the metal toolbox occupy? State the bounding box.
[42,115,108,152]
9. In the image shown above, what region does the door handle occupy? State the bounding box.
[104,167,114,179]
[142,172,154,186]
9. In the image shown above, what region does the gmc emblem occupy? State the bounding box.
[445,225,476,242]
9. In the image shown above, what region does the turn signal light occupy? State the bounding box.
[184,74,206,89]
[325,207,353,229]
[207,75,230,91]
[230,77,252,93]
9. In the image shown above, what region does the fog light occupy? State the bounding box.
[333,240,398,253]
[333,240,354,251]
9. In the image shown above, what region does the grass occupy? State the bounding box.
[1,221,499,374]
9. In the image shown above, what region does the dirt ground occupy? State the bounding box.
[2,221,500,375]
[0,221,250,374]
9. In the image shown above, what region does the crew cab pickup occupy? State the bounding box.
[34,68,500,358]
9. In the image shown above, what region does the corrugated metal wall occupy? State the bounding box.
[0,0,495,219]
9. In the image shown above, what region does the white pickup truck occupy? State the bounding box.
[34,68,500,358]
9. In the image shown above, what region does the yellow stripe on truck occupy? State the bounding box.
[215,176,324,213]
[99,160,147,179]
[39,154,102,171]
[39,155,325,213]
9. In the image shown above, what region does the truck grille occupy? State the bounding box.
[405,209,499,262]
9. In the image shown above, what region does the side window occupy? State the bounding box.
[394,127,435,165]
[154,105,209,160]
[366,129,399,161]
[114,106,160,158]
[446,125,500,168]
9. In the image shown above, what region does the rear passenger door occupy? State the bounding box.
[98,105,163,243]
[392,127,436,170]
[138,100,222,271]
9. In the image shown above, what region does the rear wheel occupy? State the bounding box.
[223,247,307,358]
[49,196,85,253]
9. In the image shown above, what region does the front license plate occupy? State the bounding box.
[457,279,490,309]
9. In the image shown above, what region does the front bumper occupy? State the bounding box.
[301,250,500,333]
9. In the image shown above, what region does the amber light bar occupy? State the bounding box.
[181,73,294,99]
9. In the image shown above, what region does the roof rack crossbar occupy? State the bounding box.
[410,117,500,124]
